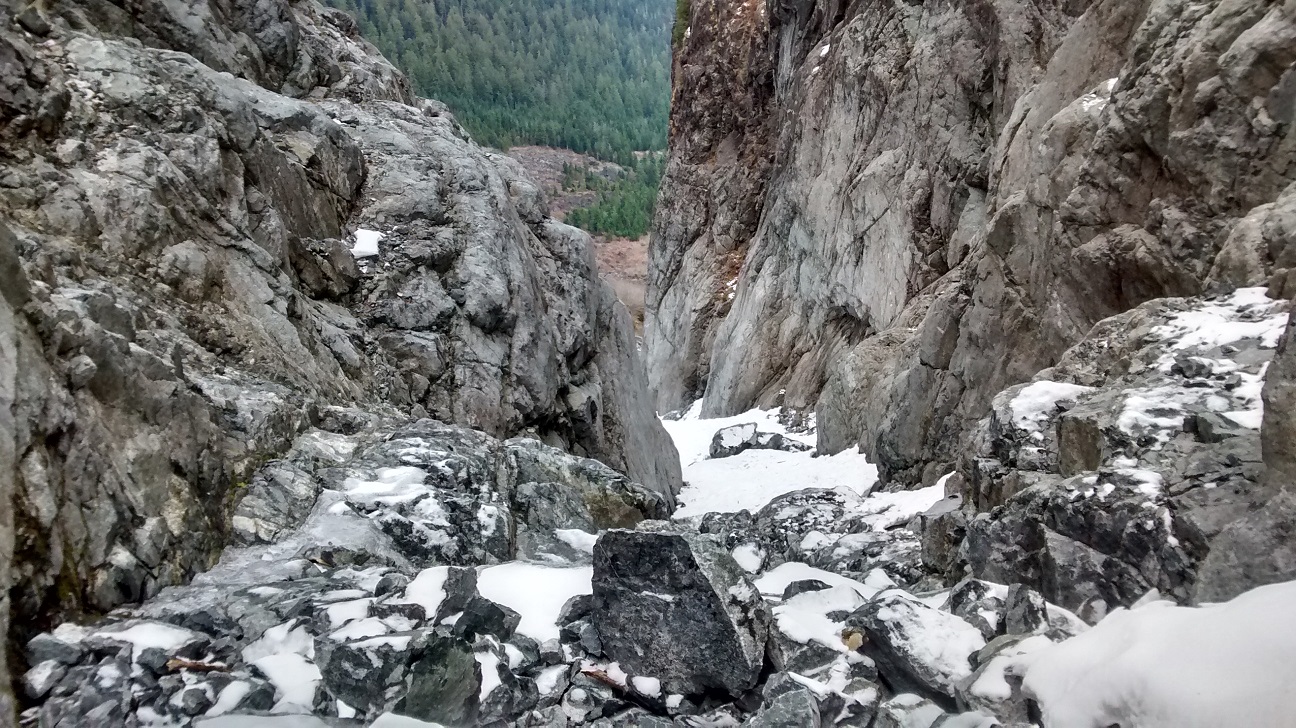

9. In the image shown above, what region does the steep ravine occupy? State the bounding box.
[6,0,1296,726]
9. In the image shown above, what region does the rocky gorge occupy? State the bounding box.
[3,0,1296,726]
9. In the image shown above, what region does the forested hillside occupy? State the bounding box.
[325,0,672,162]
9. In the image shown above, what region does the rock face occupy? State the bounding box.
[647,0,1296,492]
[0,0,678,715]
[932,288,1290,612]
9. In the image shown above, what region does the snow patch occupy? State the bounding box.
[476,563,592,643]
[1009,381,1093,430]
[350,228,383,258]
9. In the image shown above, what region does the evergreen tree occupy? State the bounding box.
[326,0,672,161]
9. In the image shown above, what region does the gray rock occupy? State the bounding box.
[397,632,481,726]
[316,633,415,718]
[743,685,820,727]
[25,633,86,667]
[0,0,681,696]
[22,661,66,700]
[592,529,770,697]
[453,596,521,641]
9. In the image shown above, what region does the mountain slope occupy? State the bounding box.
[325,0,672,161]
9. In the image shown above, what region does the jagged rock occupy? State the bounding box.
[591,530,771,697]
[1001,585,1046,637]
[22,661,65,701]
[453,596,521,641]
[649,0,1296,502]
[315,633,415,717]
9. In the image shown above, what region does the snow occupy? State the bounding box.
[753,562,892,599]
[1008,381,1094,430]
[476,563,592,642]
[846,484,945,530]
[555,529,598,554]
[672,446,877,517]
[662,402,879,517]
[773,585,869,651]
[717,423,756,449]
[243,620,314,663]
[536,665,568,695]
[93,622,197,660]
[328,617,389,642]
[369,715,449,728]
[350,228,383,258]
[662,401,810,467]
[205,681,252,716]
[198,717,333,728]
[402,566,451,616]
[631,675,661,697]
[476,650,501,700]
[251,652,321,713]
[731,543,765,573]
[343,466,429,505]
[1151,287,1287,370]
[1017,580,1296,728]
[1223,364,1268,429]
[325,598,371,628]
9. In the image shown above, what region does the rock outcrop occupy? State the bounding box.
[0,0,678,715]
[647,0,1296,490]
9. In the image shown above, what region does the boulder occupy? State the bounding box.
[591,530,770,697]
[847,594,986,708]
[396,631,481,726]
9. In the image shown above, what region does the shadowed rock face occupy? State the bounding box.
[647,0,1296,487]
[0,0,679,712]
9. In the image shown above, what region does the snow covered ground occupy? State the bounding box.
[661,401,879,517]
